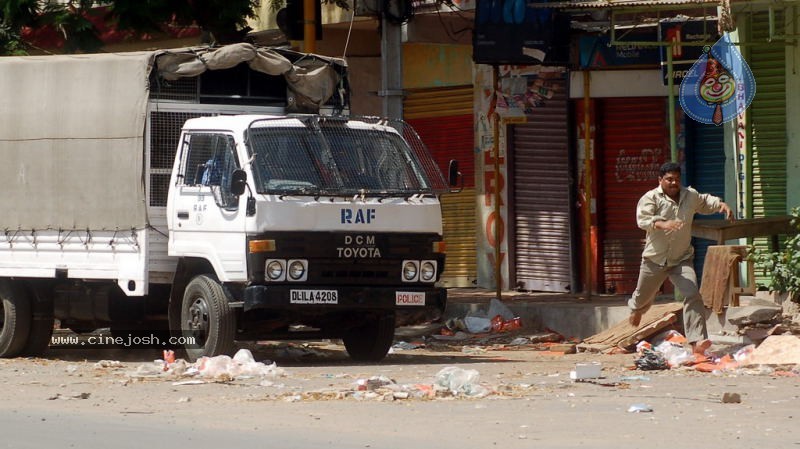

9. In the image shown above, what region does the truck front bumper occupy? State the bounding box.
[243,285,446,315]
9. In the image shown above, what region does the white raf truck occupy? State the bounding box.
[0,44,456,361]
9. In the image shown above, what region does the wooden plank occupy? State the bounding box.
[692,216,795,244]
[582,302,683,349]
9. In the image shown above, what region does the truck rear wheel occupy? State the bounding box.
[20,285,54,357]
[0,281,32,358]
[342,312,395,362]
[20,315,54,357]
[181,275,236,361]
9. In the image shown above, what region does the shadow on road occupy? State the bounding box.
[40,341,518,367]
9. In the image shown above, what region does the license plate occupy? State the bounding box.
[290,289,339,304]
[396,291,425,306]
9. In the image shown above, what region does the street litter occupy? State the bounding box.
[163,350,176,364]
[47,392,91,400]
[462,345,488,355]
[627,403,653,413]
[127,348,285,382]
[434,366,490,397]
[442,298,523,336]
[620,375,650,382]
[653,341,694,367]
[196,349,284,380]
[391,341,423,351]
[354,376,395,391]
[569,362,602,380]
[172,380,207,386]
[94,360,123,369]
[579,303,683,353]
[634,349,669,371]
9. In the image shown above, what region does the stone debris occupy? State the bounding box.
[721,392,742,404]
[742,335,800,367]
[727,303,782,326]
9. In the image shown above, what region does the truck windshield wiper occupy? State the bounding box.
[277,185,321,199]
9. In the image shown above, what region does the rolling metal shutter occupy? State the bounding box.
[749,11,787,286]
[509,76,574,292]
[599,97,669,294]
[405,86,477,287]
[685,121,726,281]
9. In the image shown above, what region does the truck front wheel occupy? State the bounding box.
[181,275,236,361]
[342,312,395,362]
[0,281,32,358]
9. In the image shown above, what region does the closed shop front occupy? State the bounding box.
[509,75,574,292]
[748,11,787,286]
[685,120,726,281]
[598,97,669,294]
[405,86,477,287]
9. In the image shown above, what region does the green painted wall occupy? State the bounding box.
[403,43,472,89]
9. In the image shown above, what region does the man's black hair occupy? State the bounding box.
[659,162,681,177]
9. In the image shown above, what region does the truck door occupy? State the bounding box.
[170,132,248,281]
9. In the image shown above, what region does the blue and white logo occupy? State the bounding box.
[679,33,756,126]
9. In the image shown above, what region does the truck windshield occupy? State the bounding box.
[245,118,448,196]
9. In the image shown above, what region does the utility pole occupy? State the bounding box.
[380,15,403,119]
[303,0,316,53]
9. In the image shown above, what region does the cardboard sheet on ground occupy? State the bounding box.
[580,303,684,352]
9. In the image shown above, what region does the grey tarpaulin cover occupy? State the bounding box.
[154,43,346,112]
[0,51,152,230]
[0,43,346,231]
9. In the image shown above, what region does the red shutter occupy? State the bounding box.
[407,115,475,188]
[599,97,669,294]
[405,87,477,287]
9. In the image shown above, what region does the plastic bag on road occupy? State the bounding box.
[634,349,669,371]
[197,349,284,380]
[464,316,492,333]
[654,341,693,367]
[434,366,489,397]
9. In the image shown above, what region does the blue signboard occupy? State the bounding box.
[579,27,661,68]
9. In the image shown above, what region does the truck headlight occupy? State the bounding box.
[402,260,419,282]
[265,259,285,281]
[287,259,307,282]
[420,261,437,282]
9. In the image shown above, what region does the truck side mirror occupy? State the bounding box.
[230,169,247,196]
[448,159,463,193]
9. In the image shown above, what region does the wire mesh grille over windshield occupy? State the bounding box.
[246,117,448,196]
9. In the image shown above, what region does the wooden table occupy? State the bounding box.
[692,215,796,250]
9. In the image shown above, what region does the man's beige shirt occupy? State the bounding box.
[636,185,722,266]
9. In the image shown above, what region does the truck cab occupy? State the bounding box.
[167,114,451,361]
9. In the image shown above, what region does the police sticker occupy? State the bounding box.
[395,291,425,306]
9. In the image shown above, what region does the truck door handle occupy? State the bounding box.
[177,211,189,219]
